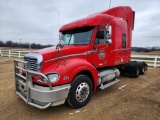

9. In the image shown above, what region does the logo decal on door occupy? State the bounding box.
[98,50,106,60]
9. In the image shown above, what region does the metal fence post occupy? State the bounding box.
[9,50,11,57]
[154,56,157,68]
[19,51,21,58]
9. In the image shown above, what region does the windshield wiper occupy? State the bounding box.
[68,34,72,45]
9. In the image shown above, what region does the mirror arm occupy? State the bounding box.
[93,45,97,50]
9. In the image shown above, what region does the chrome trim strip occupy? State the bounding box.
[45,50,97,63]
[111,48,131,52]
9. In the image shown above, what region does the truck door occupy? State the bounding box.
[92,30,107,68]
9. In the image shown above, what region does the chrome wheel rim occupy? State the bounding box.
[76,82,89,102]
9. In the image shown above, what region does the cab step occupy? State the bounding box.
[99,79,121,90]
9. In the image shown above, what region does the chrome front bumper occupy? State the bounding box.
[14,59,70,109]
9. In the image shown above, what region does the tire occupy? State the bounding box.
[67,75,93,108]
[140,64,145,75]
[129,66,140,78]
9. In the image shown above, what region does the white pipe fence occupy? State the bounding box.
[131,54,160,68]
[0,49,30,58]
[0,49,160,68]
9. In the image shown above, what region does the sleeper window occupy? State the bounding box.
[122,34,126,48]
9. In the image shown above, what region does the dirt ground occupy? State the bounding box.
[0,57,160,120]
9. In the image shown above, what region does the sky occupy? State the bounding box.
[0,0,160,47]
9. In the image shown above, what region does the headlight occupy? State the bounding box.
[38,73,59,83]
[47,73,59,83]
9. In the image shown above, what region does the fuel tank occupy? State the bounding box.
[98,68,120,86]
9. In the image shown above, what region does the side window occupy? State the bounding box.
[69,35,74,44]
[95,31,105,44]
[64,34,71,44]
[122,34,126,48]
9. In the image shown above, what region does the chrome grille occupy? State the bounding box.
[24,57,38,71]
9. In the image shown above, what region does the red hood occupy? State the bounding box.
[33,45,87,62]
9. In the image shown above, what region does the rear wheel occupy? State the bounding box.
[129,66,140,78]
[140,64,145,75]
[67,75,93,108]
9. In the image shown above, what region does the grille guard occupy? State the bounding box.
[14,59,53,109]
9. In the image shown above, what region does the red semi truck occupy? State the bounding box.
[14,6,147,109]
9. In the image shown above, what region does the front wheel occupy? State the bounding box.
[67,75,93,108]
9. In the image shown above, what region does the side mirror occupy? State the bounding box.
[106,25,112,39]
[106,39,112,45]
[56,40,65,49]
[93,45,97,49]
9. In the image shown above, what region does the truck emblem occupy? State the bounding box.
[63,76,69,80]
[98,50,106,60]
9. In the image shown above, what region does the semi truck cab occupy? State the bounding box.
[14,6,147,109]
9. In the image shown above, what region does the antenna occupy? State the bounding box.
[108,0,112,24]
[58,10,60,29]
[58,10,61,44]
[109,0,112,9]
[106,0,112,44]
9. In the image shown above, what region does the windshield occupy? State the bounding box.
[60,27,94,45]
